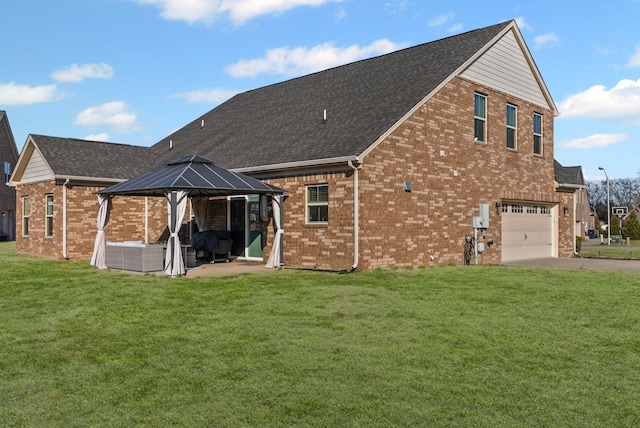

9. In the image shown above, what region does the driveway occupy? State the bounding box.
[502,257,640,273]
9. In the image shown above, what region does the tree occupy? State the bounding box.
[586,176,640,223]
[624,210,640,240]
[610,214,621,236]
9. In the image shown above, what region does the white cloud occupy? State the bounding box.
[334,5,346,20]
[133,0,338,25]
[534,32,560,49]
[226,39,406,78]
[0,82,61,105]
[385,1,408,14]
[558,78,640,125]
[448,23,463,33]
[560,133,628,149]
[514,17,533,31]
[627,45,640,68]
[84,133,111,142]
[428,12,454,27]
[51,63,114,83]
[172,88,240,104]
[75,101,141,133]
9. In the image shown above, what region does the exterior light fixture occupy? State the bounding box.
[495,202,501,215]
[563,206,569,216]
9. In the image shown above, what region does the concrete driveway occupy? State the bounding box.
[502,257,640,273]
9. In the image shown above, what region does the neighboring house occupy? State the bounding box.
[555,160,592,244]
[11,20,582,270]
[0,111,19,241]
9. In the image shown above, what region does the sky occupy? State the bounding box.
[1,0,639,180]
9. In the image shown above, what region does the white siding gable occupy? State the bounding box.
[460,29,550,109]
[21,148,53,183]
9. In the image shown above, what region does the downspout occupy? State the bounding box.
[348,160,361,272]
[144,196,149,244]
[62,179,69,259]
[573,195,578,256]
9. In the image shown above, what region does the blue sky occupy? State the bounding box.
[1,0,639,180]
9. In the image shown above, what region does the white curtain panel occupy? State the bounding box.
[90,194,113,269]
[266,194,283,269]
[192,197,209,231]
[164,190,189,277]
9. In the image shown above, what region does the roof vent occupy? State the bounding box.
[322,109,327,123]
[201,119,205,128]
[169,139,173,149]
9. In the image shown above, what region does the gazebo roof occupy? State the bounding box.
[98,155,284,197]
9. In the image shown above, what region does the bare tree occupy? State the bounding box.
[586,177,640,222]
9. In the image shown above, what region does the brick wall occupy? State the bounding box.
[16,181,169,260]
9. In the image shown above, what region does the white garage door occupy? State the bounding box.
[501,204,553,262]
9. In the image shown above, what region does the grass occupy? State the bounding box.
[2,241,640,427]
[579,239,640,259]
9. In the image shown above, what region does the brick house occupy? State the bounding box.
[0,111,19,241]
[10,20,581,270]
[555,160,592,243]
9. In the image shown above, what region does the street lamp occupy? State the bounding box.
[598,166,610,245]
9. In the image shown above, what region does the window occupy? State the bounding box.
[22,196,29,236]
[46,194,54,237]
[506,104,517,149]
[307,184,328,223]
[533,113,543,155]
[540,206,551,214]
[527,206,538,214]
[474,93,487,142]
[511,205,523,213]
[3,161,11,184]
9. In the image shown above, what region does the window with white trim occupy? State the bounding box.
[533,113,543,155]
[22,196,29,236]
[474,93,487,142]
[506,104,517,149]
[46,194,54,237]
[307,184,328,223]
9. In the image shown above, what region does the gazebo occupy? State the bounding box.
[90,155,285,276]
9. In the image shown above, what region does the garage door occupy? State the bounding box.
[501,204,553,262]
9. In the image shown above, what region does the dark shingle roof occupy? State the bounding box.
[31,135,154,179]
[554,160,585,186]
[150,21,512,170]
[99,155,284,197]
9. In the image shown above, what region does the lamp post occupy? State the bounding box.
[598,166,610,245]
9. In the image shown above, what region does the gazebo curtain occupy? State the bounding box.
[266,194,284,269]
[90,194,113,269]
[192,197,209,232]
[164,190,189,277]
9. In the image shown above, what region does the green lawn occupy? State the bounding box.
[580,239,640,259]
[2,242,640,427]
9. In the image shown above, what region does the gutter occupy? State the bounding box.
[347,160,362,272]
[233,155,360,175]
[62,178,69,259]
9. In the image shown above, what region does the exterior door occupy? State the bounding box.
[229,196,264,260]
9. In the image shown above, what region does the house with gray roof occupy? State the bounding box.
[10,20,583,269]
[555,160,592,243]
[0,111,19,241]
